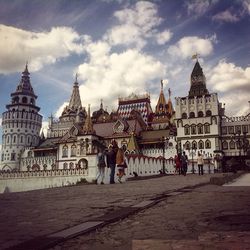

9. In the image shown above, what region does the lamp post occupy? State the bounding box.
[161,137,169,174]
[188,145,196,174]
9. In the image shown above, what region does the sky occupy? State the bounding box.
[0,0,250,145]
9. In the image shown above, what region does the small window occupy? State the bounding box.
[185,141,190,150]
[63,162,68,169]
[229,140,235,149]
[222,141,228,150]
[192,141,197,150]
[198,111,203,117]
[189,112,195,118]
[198,140,204,149]
[197,124,203,134]
[184,125,190,135]
[205,140,211,149]
[228,126,234,134]
[182,113,187,119]
[222,127,227,135]
[204,124,210,134]
[62,145,68,158]
[206,110,212,116]
[71,145,76,157]
[191,125,196,134]
[22,97,28,104]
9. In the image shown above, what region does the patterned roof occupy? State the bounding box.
[117,95,153,124]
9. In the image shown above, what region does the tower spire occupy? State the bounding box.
[83,104,95,134]
[189,59,209,97]
[69,77,82,109]
[155,80,167,115]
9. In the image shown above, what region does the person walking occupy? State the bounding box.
[116,147,127,183]
[174,154,181,175]
[197,152,204,175]
[95,148,106,184]
[181,151,188,176]
[106,144,116,184]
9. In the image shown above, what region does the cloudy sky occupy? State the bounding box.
[0,0,250,141]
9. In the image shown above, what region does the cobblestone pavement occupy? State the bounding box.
[0,174,218,249]
[50,179,250,250]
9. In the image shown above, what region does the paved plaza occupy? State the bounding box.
[1,173,250,249]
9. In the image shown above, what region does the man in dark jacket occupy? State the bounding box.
[106,144,116,184]
[181,151,188,176]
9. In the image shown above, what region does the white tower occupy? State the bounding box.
[1,64,42,171]
[175,59,223,159]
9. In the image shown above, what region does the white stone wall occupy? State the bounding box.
[0,169,88,193]
[175,93,222,159]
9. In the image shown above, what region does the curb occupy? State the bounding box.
[209,171,244,186]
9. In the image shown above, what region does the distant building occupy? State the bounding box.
[175,59,224,160]
[0,68,176,172]
[1,65,42,170]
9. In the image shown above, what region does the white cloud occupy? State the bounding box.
[212,10,240,23]
[185,0,217,16]
[156,30,173,45]
[167,36,215,59]
[0,24,84,74]
[55,102,69,118]
[77,48,166,112]
[208,60,250,92]
[105,1,171,49]
[243,0,250,14]
[207,60,250,116]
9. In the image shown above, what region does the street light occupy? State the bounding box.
[188,144,197,174]
[161,136,169,174]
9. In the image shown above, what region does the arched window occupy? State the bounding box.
[28,151,33,157]
[63,162,68,169]
[198,140,204,149]
[222,141,228,150]
[185,141,190,150]
[206,110,212,116]
[205,140,211,149]
[62,145,68,158]
[13,136,16,143]
[198,111,204,117]
[192,141,197,150]
[189,112,195,118]
[30,98,34,105]
[71,144,76,157]
[69,162,74,169]
[191,124,196,134]
[204,123,210,134]
[197,124,203,134]
[184,125,190,135]
[212,116,217,124]
[229,140,235,149]
[22,97,27,104]
[177,120,183,128]
[182,113,187,119]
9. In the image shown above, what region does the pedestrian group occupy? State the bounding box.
[95,140,127,185]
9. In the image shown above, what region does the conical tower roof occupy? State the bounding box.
[155,80,167,115]
[83,104,95,134]
[127,132,140,154]
[69,75,82,109]
[189,60,209,97]
[15,63,36,96]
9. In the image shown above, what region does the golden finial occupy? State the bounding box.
[191,53,199,61]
